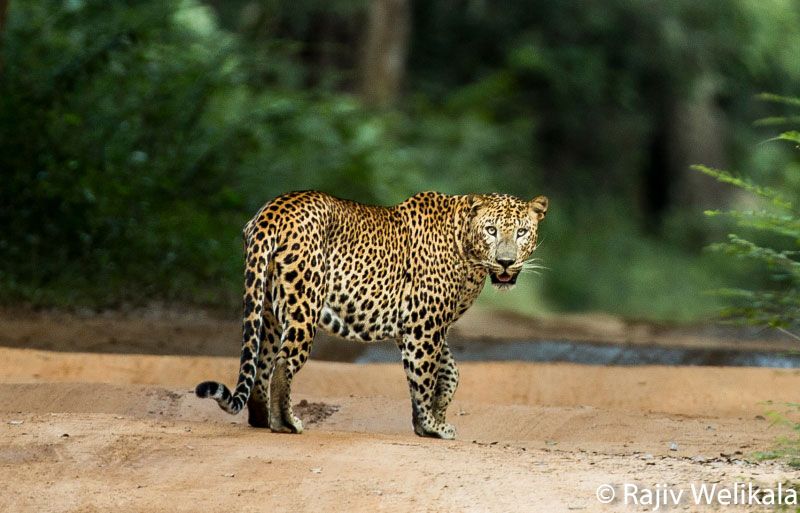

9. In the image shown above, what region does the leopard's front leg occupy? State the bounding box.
[432,340,459,425]
[399,330,456,440]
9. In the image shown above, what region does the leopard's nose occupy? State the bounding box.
[496,257,514,269]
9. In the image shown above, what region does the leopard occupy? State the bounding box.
[196,190,548,439]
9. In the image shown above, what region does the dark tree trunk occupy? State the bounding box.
[642,96,673,233]
[360,0,410,107]
[642,75,732,237]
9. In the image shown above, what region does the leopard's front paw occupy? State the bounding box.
[285,414,304,434]
[414,419,456,440]
[435,422,456,440]
[269,412,302,434]
[269,418,293,433]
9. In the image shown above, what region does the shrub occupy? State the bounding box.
[698,94,800,469]
[694,94,800,338]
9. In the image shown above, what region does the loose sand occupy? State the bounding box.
[0,308,798,512]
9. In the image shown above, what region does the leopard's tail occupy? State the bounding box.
[195,222,272,415]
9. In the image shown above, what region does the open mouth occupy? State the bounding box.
[490,272,517,285]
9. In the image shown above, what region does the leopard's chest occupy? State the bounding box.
[452,267,487,320]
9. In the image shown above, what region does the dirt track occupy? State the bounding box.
[0,308,799,512]
[1,345,798,512]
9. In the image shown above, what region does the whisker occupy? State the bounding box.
[522,263,550,271]
[531,235,545,253]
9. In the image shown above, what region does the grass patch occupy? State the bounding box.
[755,402,800,470]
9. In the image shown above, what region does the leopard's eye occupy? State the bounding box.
[485,226,497,236]
[517,228,529,238]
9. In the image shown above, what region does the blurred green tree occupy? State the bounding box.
[1,0,799,319]
[0,0,253,304]
[409,0,800,227]
[0,0,521,307]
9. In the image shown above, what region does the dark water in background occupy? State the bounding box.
[312,338,800,368]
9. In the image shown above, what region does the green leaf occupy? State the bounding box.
[756,93,800,108]
[691,165,793,210]
[710,210,800,239]
[753,115,800,127]
[773,131,800,144]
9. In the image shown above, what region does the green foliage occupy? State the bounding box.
[694,96,800,334]
[701,95,800,470]
[1,0,799,320]
[411,0,800,199]
[534,205,732,322]
[0,0,250,306]
[0,0,529,308]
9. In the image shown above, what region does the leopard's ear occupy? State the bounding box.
[529,195,548,221]
[466,194,485,216]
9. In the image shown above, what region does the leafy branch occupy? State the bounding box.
[696,95,800,338]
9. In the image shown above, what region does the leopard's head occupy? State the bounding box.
[466,193,548,290]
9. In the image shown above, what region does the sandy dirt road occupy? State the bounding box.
[1,343,799,513]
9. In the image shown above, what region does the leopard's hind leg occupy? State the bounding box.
[268,240,325,434]
[247,301,282,428]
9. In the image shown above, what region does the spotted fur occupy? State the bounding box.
[196,190,548,439]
